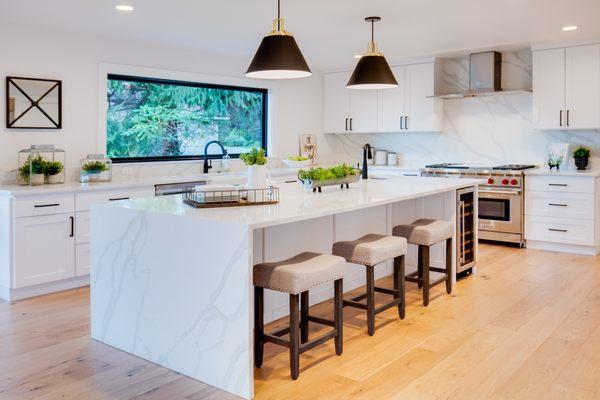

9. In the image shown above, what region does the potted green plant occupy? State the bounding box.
[18,155,46,185]
[240,148,269,189]
[573,146,591,170]
[81,160,109,182]
[44,160,64,184]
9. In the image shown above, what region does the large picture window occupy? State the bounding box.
[106,74,267,162]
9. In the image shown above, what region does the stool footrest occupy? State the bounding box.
[343,299,368,310]
[344,285,403,316]
[429,267,447,274]
[307,315,335,327]
[375,298,403,314]
[299,329,339,354]
[264,334,290,348]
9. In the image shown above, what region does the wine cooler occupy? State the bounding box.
[457,186,477,273]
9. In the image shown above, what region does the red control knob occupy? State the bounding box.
[502,179,509,185]
[510,179,518,185]
[487,178,494,184]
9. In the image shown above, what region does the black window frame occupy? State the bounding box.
[106,74,268,164]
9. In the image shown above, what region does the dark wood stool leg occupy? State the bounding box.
[422,246,430,307]
[334,279,343,355]
[300,291,309,344]
[254,286,264,368]
[290,294,300,380]
[394,255,406,319]
[445,238,453,294]
[366,265,376,336]
[417,246,424,289]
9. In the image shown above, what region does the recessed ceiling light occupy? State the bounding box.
[116,5,134,11]
[562,25,579,32]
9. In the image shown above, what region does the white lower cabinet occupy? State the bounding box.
[525,175,599,253]
[14,213,75,288]
[75,243,90,276]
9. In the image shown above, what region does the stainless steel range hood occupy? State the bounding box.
[432,51,532,99]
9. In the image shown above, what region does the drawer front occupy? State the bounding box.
[75,187,154,212]
[526,176,595,194]
[525,191,594,219]
[76,211,90,244]
[15,194,75,218]
[525,215,595,246]
[76,243,90,276]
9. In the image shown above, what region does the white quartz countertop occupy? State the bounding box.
[525,167,600,177]
[101,176,483,229]
[0,168,301,197]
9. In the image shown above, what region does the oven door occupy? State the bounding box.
[478,189,521,234]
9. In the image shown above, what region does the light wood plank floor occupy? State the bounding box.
[2,244,600,399]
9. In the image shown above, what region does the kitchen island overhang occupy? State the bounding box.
[90,176,482,399]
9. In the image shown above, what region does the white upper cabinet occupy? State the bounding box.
[404,63,442,132]
[533,44,600,130]
[323,61,442,134]
[565,45,600,129]
[379,66,406,132]
[323,71,351,133]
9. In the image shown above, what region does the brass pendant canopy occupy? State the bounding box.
[246,0,311,79]
[347,17,398,89]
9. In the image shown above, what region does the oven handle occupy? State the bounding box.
[478,189,521,196]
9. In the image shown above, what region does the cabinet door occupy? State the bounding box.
[405,63,442,132]
[349,89,378,133]
[324,72,351,133]
[565,44,600,129]
[76,243,90,276]
[378,66,406,132]
[14,214,75,288]
[532,48,565,129]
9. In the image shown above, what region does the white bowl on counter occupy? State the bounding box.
[282,159,312,168]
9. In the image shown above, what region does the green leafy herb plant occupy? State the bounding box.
[44,160,64,176]
[240,148,267,166]
[19,155,46,184]
[573,146,591,159]
[82,161,109,173]
[298,163,359,182]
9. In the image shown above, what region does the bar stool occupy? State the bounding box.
[253,252,345,380]
[332,234,407,336]
[393,219,453,306]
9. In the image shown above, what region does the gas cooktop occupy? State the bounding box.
[424,163,536,171]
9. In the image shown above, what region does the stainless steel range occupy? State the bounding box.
[421,163,536,247]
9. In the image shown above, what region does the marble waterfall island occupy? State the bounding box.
[90,176,481,399]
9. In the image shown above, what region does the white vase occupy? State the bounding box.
[30,173,45,186]
[47,174,62,184]
[246,165,270,189]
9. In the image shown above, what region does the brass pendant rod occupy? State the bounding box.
[277,0,281,30]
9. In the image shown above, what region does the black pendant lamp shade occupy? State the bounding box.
[246,0,311,79]
[347,17,398,89]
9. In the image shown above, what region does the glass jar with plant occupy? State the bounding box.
[18,155,46,186]
[240,148,269,189]
[573,146,591,170]
[80,155,112,183]
[44,160,65,184]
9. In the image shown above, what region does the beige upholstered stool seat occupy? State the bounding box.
[253,252,345,295]
[393,219,453,246]
[332,234,407,266]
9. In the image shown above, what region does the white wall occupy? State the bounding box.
[0,23,329,182]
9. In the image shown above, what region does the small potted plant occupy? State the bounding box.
[18,155,46,186]
[44,160,64,184]
[81,160,109,182]
[573,146,591,170]
[240,148,269,189]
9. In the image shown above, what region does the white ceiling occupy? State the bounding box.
[2,0,600,71]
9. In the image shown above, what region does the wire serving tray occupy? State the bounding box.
[183,186,280,208]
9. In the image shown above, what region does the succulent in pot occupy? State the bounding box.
[18,155,46,185]
[573,146,591,170]
[240,148,269,189]
[44,160,64,184]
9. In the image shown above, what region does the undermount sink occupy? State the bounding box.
[154,180,207,196]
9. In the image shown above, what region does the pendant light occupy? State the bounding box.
[246,0,311,79]
[347,17,398,89]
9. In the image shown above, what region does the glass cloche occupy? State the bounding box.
[17,145,65,186]
[80,154,112,183]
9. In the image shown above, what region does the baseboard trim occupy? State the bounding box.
[3,275,90,302]
[526,240,599,256]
